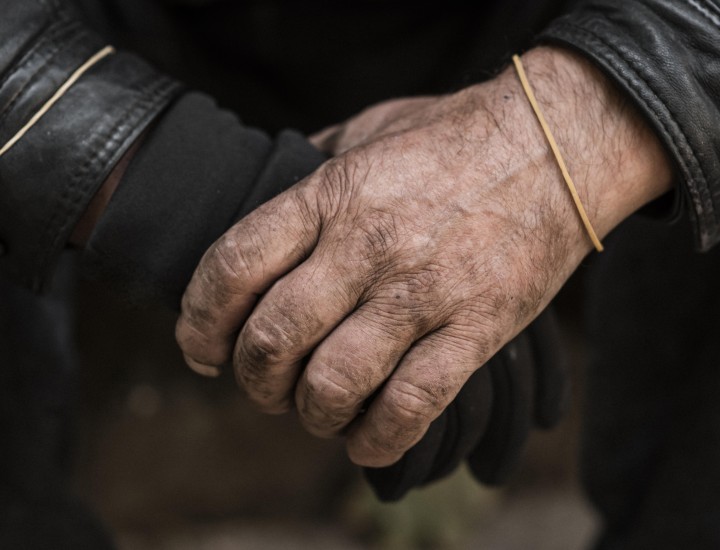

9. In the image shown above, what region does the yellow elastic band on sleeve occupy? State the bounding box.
[0,46,116,158]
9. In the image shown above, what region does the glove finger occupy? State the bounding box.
[425,365,493,483]
[526,306,571,429]
[363,410,448,502]
[467,335,534,485]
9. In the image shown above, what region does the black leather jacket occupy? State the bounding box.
[0,0,718,302]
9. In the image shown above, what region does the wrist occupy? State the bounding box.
[419,45,675,313]
[514,47,673,243]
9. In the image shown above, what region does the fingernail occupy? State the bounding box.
[183,354,222,378]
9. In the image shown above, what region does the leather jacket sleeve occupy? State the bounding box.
[0,0,181,291]
[0,0,324,304]
[539,0,720,251]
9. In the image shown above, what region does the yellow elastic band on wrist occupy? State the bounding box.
[0,46,116,159]
[512,54,603,253]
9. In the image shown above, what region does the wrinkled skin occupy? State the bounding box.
[176,47,672,467]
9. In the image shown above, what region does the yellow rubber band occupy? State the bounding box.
[0,46,116,159]
[512,54,603,253]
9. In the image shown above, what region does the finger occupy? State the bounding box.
[467,335,534,485]
[366,365,493,501]
[182,354,222,378]
[366,351,494,501]
[363,410,448,502]
[526,306,571,428]
[233,246,373,413]
[294,301,425,437]
[346,326,483,467]
[176,185,320,375]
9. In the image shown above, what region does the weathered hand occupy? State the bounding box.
[365,307,570,501]
[176,47,671,466]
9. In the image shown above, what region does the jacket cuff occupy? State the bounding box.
[0,1,181,291]
[537,0,720,251]
[81,92,326,309]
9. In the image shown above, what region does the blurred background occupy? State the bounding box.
[71,273,597,550]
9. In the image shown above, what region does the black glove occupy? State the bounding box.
[364,306,569,501]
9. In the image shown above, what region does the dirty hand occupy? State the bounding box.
[365,307,570,501]
[176,47,671,467]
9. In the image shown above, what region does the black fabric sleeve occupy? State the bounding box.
[0,0,182,291]
[538,0,720,251]
[81,92,325,308]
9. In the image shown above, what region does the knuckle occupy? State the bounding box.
[383,380,441,428]
[435,322,492,361]
[209,232,258,287]
[367,266,450,335]
[238,317,293,367]
[302,368,361,416]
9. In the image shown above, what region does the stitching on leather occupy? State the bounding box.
[583,22,716,230]
[32,75,180,287]
[0,20,68,105]
[33,76,169,286]
[52,77,175,246]
[697,0,720,21]
[0,20,55,93]
[550,20,717,235]
[689,0,720,29]
[579,21,715,218]
[0,0,59,85]
[0,0,77,95]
